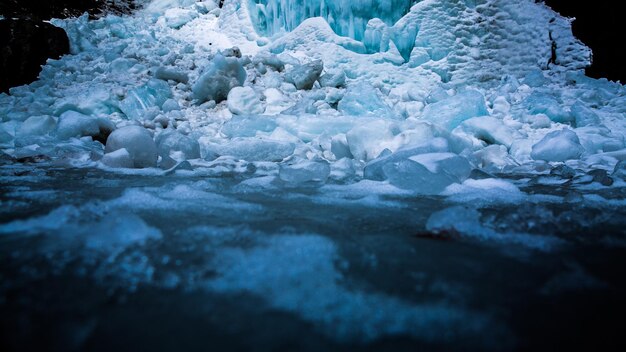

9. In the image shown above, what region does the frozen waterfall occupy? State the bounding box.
[248,0,418,41]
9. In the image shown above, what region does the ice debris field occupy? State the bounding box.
[1,0,626,350]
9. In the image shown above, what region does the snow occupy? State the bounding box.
[192,53,247,103]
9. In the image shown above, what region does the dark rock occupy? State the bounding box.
[0,19,70,93]
[587,169,614,186]
[0,0,137,21]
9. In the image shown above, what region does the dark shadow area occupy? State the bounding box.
[542,1,625,83]
[0,0,138,20]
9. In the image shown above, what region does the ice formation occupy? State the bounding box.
[1,0,626,348]
[0,0,624,216]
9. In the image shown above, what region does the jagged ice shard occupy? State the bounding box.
[1,0,626,350]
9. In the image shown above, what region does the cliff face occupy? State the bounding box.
[0,0,138,93]
[0,0,138,20]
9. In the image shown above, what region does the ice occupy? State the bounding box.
[363,18,390,53]
[192,53,247,103]
[119,79,173,120]
[17,115,57,137]
[155,130,201,161]
[212,138,295,161]
[249,0,415,43]
[421,90,489,131]
[458,116,515,148]
[56,111,115,141]
[279,159,330,184]
[227,86,266,115]
[101,148,134,168]
[318,69,346,88]
[285,60,324,90]
[531,129,585,162]
[154,67,189,84]
[382,152,471,194]
[346,120,397,161]
[104,126,158,168]
[338,82,394,118]
[363,137,449,180]
[570,101,601,127]
[330,134,353,159]
[221,114,278,137]
[145,0,198,14]
[164,8,199,29]
[253,52,285,71]
[524,93,572,124]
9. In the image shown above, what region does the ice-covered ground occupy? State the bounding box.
[1,0,626,350]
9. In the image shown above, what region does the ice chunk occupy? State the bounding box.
[422,90,488,130]
[363,18,390,53]
[192,53,247,103]
[390,17,419,62]
[346,120,397,161]
[164,8,198,29]
[285,60,323,90]
[382,152,471,194]
[154,67,189,84]
[56,111,115,142]
[221,115,278,137]
[214,138,295,162]
[227,87,266,115]
[523,69,547,87]
[318,70,346,88]
[364,137,449,180]
[279,159,330,184]
[459,116,515,148]
[531,129,584,162]
[330,134,353,159]
[17,115,57,137]
[524,93,572,124]
[155,130,201,161]
[162,99,181,112]
[338,82,394,118]
[101,148,134,168]
[119,79,173,120]
[570,101,600,127]
[105,126,158,168]
[253,52,285,71]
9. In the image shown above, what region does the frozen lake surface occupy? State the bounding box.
[1,164,625,350]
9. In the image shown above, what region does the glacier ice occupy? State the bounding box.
[285,60,324,90]
[227,86,266,115]
[56,110,115,141]
[104,125,158,168]
[421,90,489,131]
[192,53,247,103]
[248,0,416,42]
[155,129,201,161]
[119,79,173,120]
[531,129,585,162]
